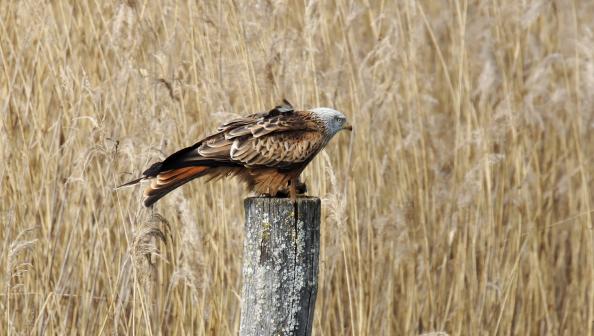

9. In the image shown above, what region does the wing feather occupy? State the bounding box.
[230,130,325,168]
[183,103,325,170]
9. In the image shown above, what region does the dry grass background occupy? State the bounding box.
[1,0,594,335]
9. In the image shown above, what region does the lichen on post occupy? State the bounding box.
[239,197,321,336]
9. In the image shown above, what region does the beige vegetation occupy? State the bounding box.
[1,0,594,334]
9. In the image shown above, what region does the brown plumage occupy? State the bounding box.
[118,101,352,206]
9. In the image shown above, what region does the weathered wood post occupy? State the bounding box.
[239,197,321,336]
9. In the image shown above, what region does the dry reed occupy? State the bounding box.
[1,0,593,334]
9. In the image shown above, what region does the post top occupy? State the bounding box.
[244,196,320,204]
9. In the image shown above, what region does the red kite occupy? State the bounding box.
[119,101,351,206]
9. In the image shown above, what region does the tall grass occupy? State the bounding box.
[2,0,593,334]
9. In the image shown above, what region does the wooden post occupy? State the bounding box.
[239,197,321,336]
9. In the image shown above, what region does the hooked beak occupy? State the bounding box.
[342,122,353,131]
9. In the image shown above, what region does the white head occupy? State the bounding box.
[310,107,352,136]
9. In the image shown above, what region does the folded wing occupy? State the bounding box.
[198,108,326,169]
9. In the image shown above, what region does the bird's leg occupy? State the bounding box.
[274,177,304,200]
[289,177,297,203]
[295,177,307,194]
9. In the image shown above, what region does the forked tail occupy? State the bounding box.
[143,166,209,206]
[117,144,216,208]
[117,164,210,207]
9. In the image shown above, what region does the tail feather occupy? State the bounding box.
[157,167,196,182]
[118,142,236,206]
[116,176,145,189]
[143,166,209,207]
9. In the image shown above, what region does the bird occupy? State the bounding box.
[118,100,352,207]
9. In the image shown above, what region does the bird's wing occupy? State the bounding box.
[228,130,326,168]
[199,106,326,168]
[217,99,294,132]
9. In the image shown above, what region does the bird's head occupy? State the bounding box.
[310,107,352,136]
